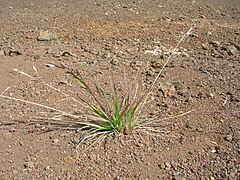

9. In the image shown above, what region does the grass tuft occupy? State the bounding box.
[53,64,144,140]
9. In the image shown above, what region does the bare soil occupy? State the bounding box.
[0,0,239,179]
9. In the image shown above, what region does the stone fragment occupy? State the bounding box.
[9,50,22,56]
[159,82,176,97]
[202,43,208,50]
[24,161,34,170]
[0,50,5,56]
[210,41,220,47]
[224,134,233,142]
[37,32,59,41]
[227,45,238,56]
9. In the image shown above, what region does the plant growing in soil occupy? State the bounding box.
[53,65,145,148]
[0,27,194,150]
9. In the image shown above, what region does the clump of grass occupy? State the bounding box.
[53,64,145,148]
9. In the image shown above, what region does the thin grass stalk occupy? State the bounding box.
[139,27,194,114]
[0,94,80,119]
[140,109,195,127]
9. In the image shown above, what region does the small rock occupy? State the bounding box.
[172,172,183,180]
[210,41,221,47]
[170,160,175,167]
[90,49,99,55]
[207,31,212,36]
[130,60,144,69]
[12,170,18,174]
[34,123,41,128]
[0,50,5,56]
[146,67,154,77]
[58,79,68,85]
[234,44,240,51]
[190,32,198,37]
[211,148,217,153]
[134,60,144,67]
[182,52,189,57]
[165,162,171,170]
[33,54,40,59]
[202,43,209,50]
[44,166,52,171]
[150,59,162,68]
[45,63,55,68]
[9,50,22,56]
[159,82,176,97]
[224,134,233,142]
[52,138,60,144]
[211,146,220,154]
[209,93,214,98]
[37,32,59,41]
[179,16,185,21]
[162,16,171,21]
[227,45,238,56]
[172,82,183,91]
[62,51,73,57]
[110,56,119,66]
[9,128,16,132]
[24,161,34,170]
[159,163,165,169]
[3,48,11,56]
[102,52,112,59]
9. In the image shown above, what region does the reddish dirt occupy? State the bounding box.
[0,0,239,179]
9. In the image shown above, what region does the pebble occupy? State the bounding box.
[182,52,189,57]
[130,60,144,69]
[172,173,183,180]
[0,50,5,56]
[34,123,41,128]
[179,16,185,21]
[165,162,171,169]
[44,166,52,171]
[45,63,55,68]
[159,82,176,97]
[210,41,221,47]
[9,128,16,132]
[62,51,73,57]
[235,44,240,51]
[52,138,60,144]
[207,31,212,36]
[24,161,34,170]
[12,170,18,174]
[110,56,119,66]
[211,148,217,153]
[202,43,208,50]
[103,52,112,59]
[227,45,238,56]
[37,32,59,41]
[150,59,162,68]
[9,50,22,56]
[224,134,233,142]
[209,93,214,98]
[159,163,166,169]
[33,54,40,59]
[172,82,183,91]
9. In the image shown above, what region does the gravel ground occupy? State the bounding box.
[0,0,239,179]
